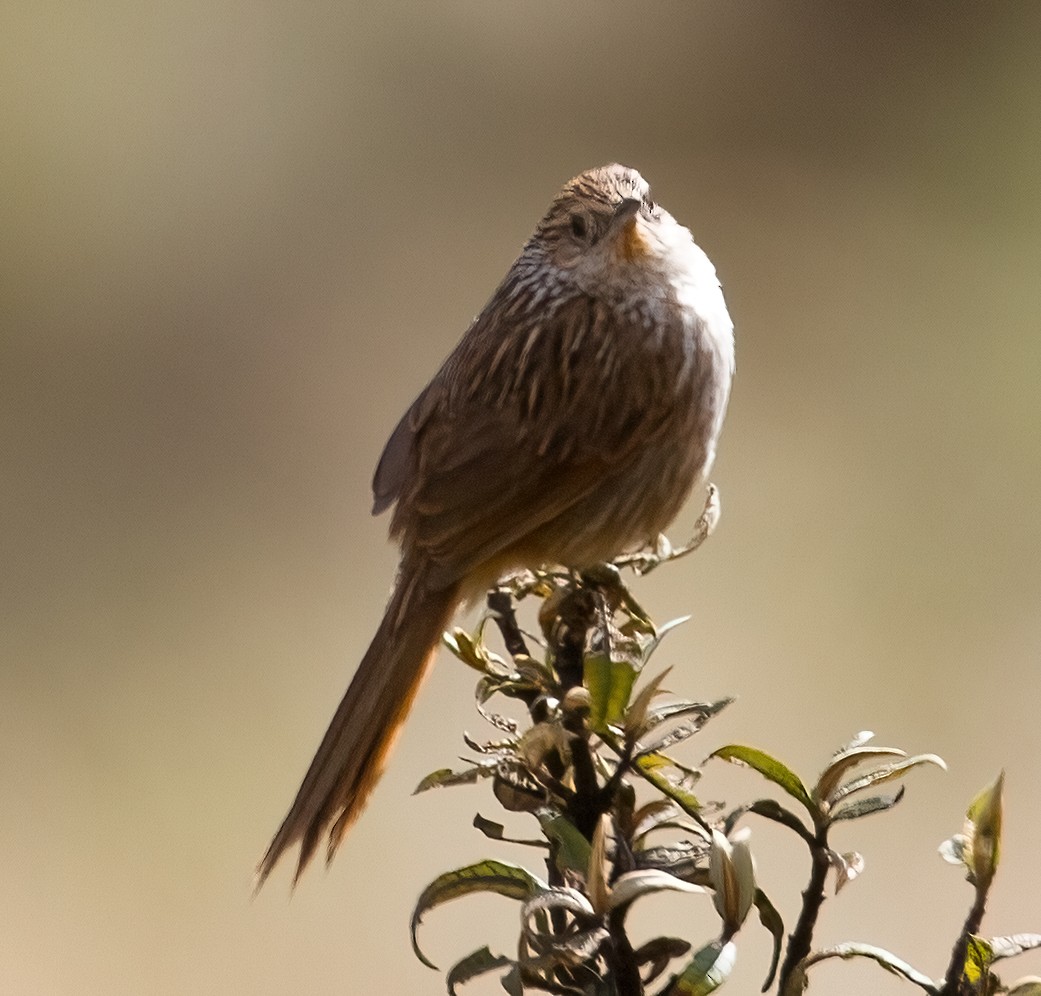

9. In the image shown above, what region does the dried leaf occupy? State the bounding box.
[492,764,547,812]
[815,744,908,805]
[989,934,1041,962]
[830,787,905,823]
[708,829,756,934]
[639,698,734,754]
[588,815,611,916]
[801,942,938,991]
[634,841,708,880]
[608,869,705,913]
[625,667,673,740]
[829,850,865,892]
[828,753,946,808]
[630,799,679,841]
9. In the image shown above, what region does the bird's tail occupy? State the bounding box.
[256,559,459,889]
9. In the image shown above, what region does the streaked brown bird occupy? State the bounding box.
[257,164,735,887]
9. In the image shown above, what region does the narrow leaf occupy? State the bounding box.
[588,815,610,916]
[625,667,673,740]
[726,799,813,845]
[966,772,1005,887]
[414,766,482,793]
[635,841,709,880]
[584,651,638,733]
[633,752,705,822]
[962,935,992,984]
[607,869,705,913]
[500,963,523,996]
[633,936,692,987]
[711,745,813,812]
[411,860,547,970]
[1008,979,1041,996]
[814,745,907,804]
[639,699,734,753]
[447,947,514,995]
[989,934,1041,962]
[829,753,946,807]
[754,888,784,992]
[830,787,905,823]
[537,811,591,876]
[802,942,939,992]
[472,813,549,850]
[830,850,865,892]
[664,939,737,995]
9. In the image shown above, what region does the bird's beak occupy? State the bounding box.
[610,197,648,262]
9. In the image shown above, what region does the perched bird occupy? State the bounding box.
[257,164,735,887]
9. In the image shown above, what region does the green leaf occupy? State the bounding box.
[711,745,813,812]
[633,752,705,821]
[753,888,784,992]
[444,627,509,676]
[664,939,737,995]
[584,651,638,733]
[410,860,547,970]
[413,766,483,793]
[537,810,591,876]
[963,935,993,984]
[965,772,1004,887]
[446,946,514,995]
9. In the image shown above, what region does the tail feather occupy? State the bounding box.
[256,562,460,889]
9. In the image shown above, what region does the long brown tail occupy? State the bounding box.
[256,559,460,889]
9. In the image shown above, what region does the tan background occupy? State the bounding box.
[3,3,1040,994]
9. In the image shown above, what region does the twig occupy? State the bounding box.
[614,484,720,576]
[488,587,532,659]
[939,883,990,996]
[778,824,832,991]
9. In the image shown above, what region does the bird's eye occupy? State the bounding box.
[570,214,588,240]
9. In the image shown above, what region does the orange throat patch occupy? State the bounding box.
[615,216,650,263]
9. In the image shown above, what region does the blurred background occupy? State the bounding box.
[3,3,1040,994]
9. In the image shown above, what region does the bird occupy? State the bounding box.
[256,163,735,887]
